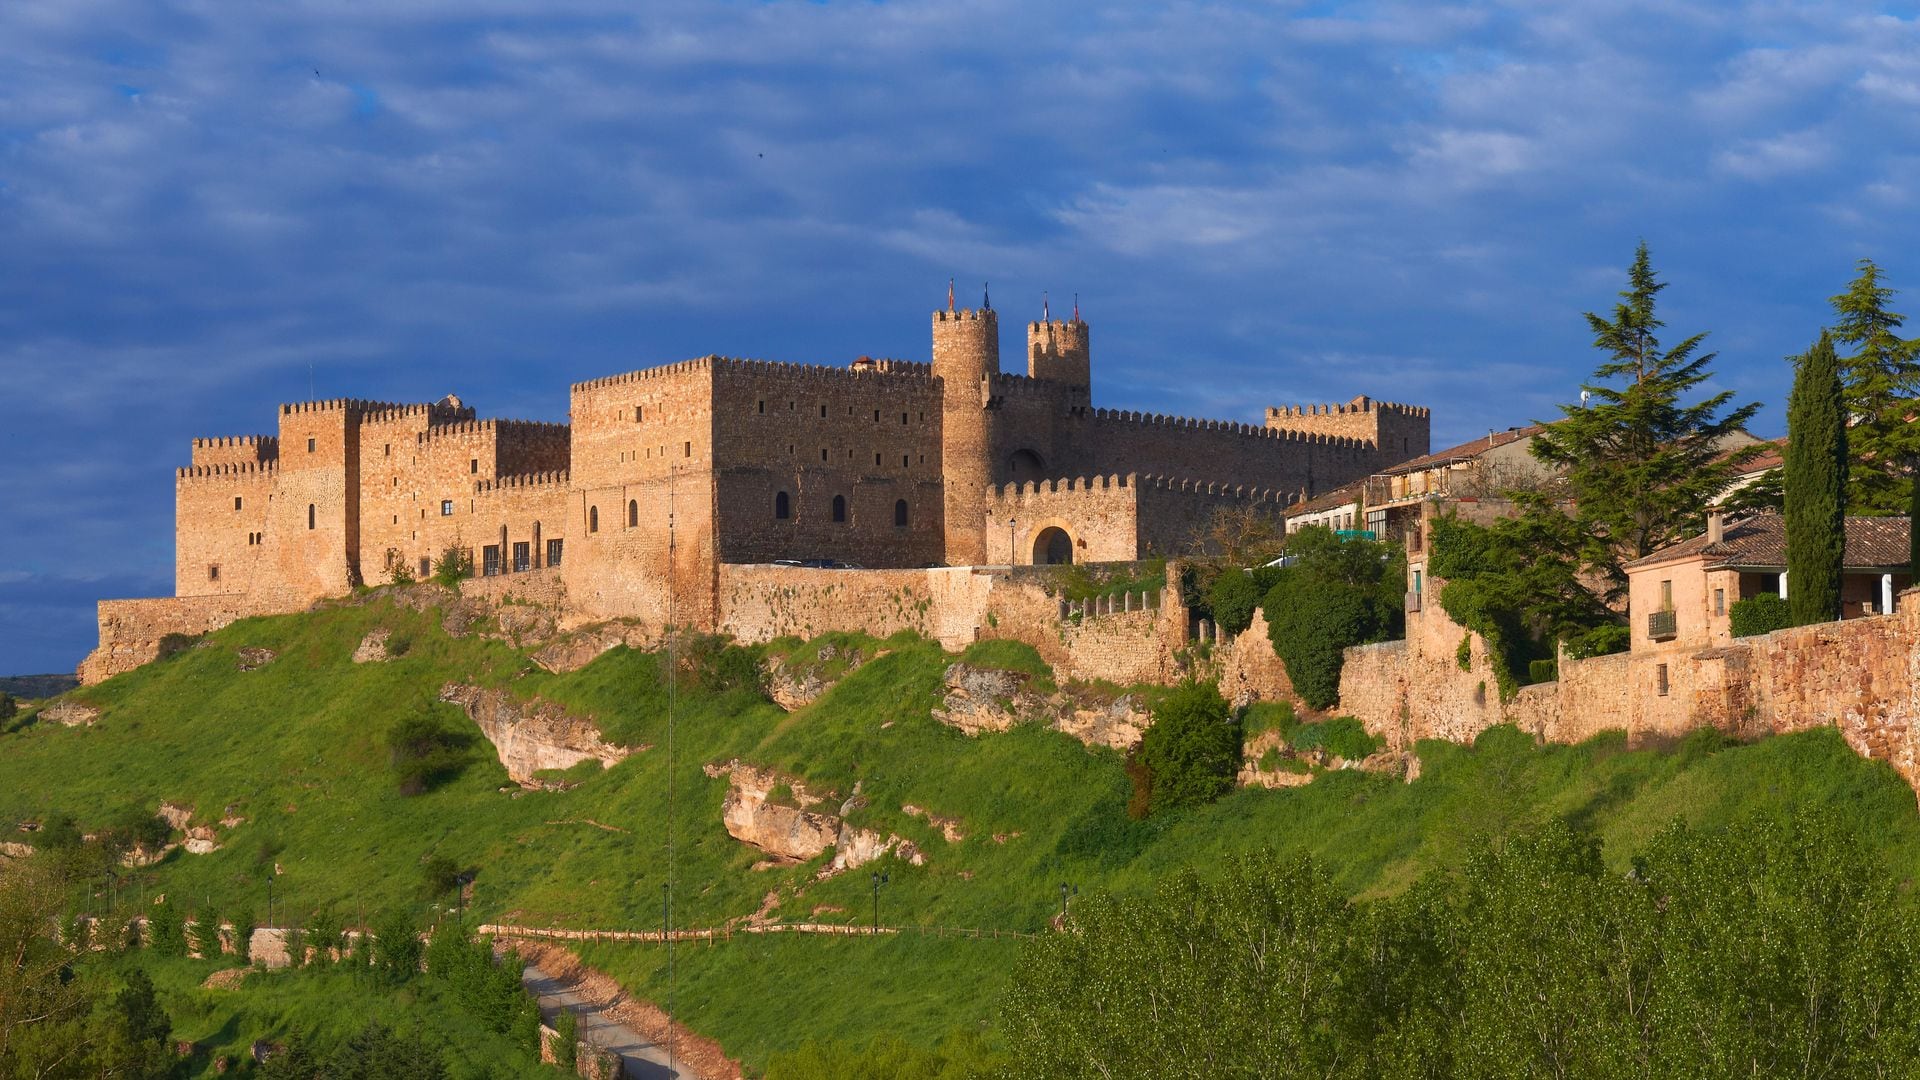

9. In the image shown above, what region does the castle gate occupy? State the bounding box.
[1033,526,1074,565]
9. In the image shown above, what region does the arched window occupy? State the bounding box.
[894,499,909,527]
[627,500,638,528]
[831,495,847,523]
[307,504,315,530]
[589,506,599,533]
[774,491,791,520]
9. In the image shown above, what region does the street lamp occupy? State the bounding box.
[871,872,890,931]
[1059,882,1078,921]
[265,872,274,931]
[1008,518,1016,567]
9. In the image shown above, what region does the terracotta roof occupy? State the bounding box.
[1625,512,1912,571]
[1285,479,1365,517]
[1377,424,1547,477]
[1721,437,1784,475]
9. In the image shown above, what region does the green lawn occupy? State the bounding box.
[10,590,1920,1072]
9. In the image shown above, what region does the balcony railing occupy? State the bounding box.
[1647,609,1677,642]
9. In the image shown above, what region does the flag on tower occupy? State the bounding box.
[1043,292,1050,322]
[983,282,991,310]
[947,278,954,312]
[1073,293,1080,322]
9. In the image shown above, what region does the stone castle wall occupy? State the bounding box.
[79,594,264,684]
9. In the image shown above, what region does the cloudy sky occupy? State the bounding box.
[4,1,1918,674]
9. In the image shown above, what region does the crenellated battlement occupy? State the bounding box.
[933,307,995,324]
[363,401,475,426]
[987,371,1076,400]
[191,435,279,455]
[987,471,1292,504]
[1266,396,1430,421]
[177,461,278,481]
[1090,408,1372,451]
[571,357,720,394]
[711,356,940,385]
[279,398,413,417]
[417,418,571,442]
[475,470,570,493]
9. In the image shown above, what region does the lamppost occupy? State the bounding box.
[1008,518,1017,567]
[1059,882,1078,921]
[871,872,889,931]
[265,872,274,930]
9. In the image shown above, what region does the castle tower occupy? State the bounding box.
[1027,316,1089,388]
[933,303,999,565]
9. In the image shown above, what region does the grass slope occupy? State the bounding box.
[7,591,1920,1071]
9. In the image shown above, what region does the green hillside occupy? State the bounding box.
[7,589,1920,1072]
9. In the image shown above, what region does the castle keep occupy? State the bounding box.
[83,296,1428,681]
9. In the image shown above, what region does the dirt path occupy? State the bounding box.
[512,940,743,1080]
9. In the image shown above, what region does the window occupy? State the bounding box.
[589,506,599,533]
[307,438,315,453]
[208,564,220,581]
[628,499,638,528]
[832,495,847,523]
[419,557,432,579]
[874,409,881,421]
[774,492,791,520]
[902,455,909,467]
[901,412,908,425]
[1412,569,1423,597]
[1714,588,1725,615]
[635,406,644,422]
[384,444,391,457]
[1660,579,1673,610]
[684,441,691,458]
[546,538,564,567]
[512,542,530,573]
[307,504,315,530]
[1656,663,1670,696]
[441,500,454,517]
[821,448,828,462]
[470,458,478,474]
[875,453,882,466]
[894,499,909,527]
[482,545,501,577]
[758,400,765,414]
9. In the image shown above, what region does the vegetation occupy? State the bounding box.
[385,705,478,795]
[1206,568,1265,637]
[431,546,474,587]
[1003,811,1920,1078]
[1729,592,1793,638]
[1260,526,1404,709]
[1786,331,1848,625]
[1132,681,1239,817]
[1830,259,1920,516]
[1529,241,1762,593]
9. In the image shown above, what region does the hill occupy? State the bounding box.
[5,587,1920,1072]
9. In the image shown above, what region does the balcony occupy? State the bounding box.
[1647,609,1677,642]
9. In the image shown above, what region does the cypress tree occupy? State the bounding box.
[1785,332,1847,626]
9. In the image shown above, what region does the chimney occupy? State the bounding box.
[1707,511,1724,545]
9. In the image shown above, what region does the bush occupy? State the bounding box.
[1565,623,1629,659]
[1209,570,1263,637]
[1289,716,1377,762]
[420,855,463,899]
[665,632,765,695]
[33,811,83,851]
[0,693,13,721]
[1527,658,1558,685]
[385,707,474,796]
[1136,682,1241,817]
[1731,592,1793,638]
[306,908,345,967]
[551,1009,578,1069]
[100,806,172,859]
[230,910,255,964]
[431,547,473,587]
[372,907,422,985]
[1260,527,1404,710]
[147,896,186,957]
[188,908,223,959]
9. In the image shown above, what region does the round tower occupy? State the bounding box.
[933,306,999,565]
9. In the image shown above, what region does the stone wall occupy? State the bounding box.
[79,594,265,684]
[1214,609,1295,706]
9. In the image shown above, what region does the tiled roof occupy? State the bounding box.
[1285,479,1365,517]
[1376,424,1547,477]
[1625,511,1912,571]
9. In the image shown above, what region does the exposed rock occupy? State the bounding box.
[183,838,222,855]
[826,825,925,875]
[0,841,33,859]
[158,802,194,831]
[351,628,391,663]
[932,663,1042,735]
[762,645,868,711]
[236,647,276,672]
[439,684,636,788]
[704,760,838,862]
[531,622,659,674]
[40,700,100,727]
[201,967,248,990]
[1051,693,1151,751]
[901,804,966,843]
[1236,729,1317,789]
[1358,750,1422,783]
[121,843,178,867]
[487,604,557,649]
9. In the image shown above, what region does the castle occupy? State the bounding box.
[82,294,1428,681]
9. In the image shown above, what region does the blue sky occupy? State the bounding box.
[5,0,1919,674]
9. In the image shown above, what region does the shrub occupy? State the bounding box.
[1527,658,1558,685]
[1731,592,1793,638]
[1240,700,1297,741]
[156,632,199,660]
[421,855,462,899]
[551,1009,578,1069]
[1289,716,1377,762]
[100,806,172,859]
[1260,527,1404,710]
[32,811,82,852]
[371,907,422,985]
[188,908,223,959]
[147,897,186,957]
[1136,681,1240,816]
[1209,570,1263,637]
[1565,623,1629,659]
[665,632,764,695]
[0,693,13,721]
[305,908,345,967]
[431,547,473,587]
[387,559,415,586]
[385,707,474,796]
[230,910,255,964]
[283,926,306,968]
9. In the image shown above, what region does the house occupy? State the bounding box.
[1624,511,1912,651]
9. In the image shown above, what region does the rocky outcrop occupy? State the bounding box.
[440,684,636,788]
[236,647,276,672]
[1052,694,1151,751]
[531,622,660,675]
[901,804,965,843]
[0,841,34,859]
[932,664,1044,735]
[157,802,194,831]
[706,761,926,874]
[40,700,100,727]
[761,645,869,711]
[351,628,392,663]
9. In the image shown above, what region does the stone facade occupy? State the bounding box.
[84,298,1430,683]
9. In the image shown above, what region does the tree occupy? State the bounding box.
[1260,526,1404,709]
[1829,259,1920,515]
[1786,332,1848,625]
[1530,243,1762,602]
[1134,682,1239,816]
[146,896,186,957]
[371,908,422,986]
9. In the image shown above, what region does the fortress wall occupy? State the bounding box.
[1134,477,1289,557]
[190,435,277,469]
[78,594,265,685]
[983,475,1140,565]
[1264,397,1431,467]
[459,565,566,608]
[1081,410,1379,501]
[493,420,571,477]
[1215,609,1295,705]
[175,466,275,599]
[987,375,1085,482]
[1050,595,1188,686]
[717,565,939,642]
[266,404,361,604]
[710,362,945,567]
[357,409,450,583]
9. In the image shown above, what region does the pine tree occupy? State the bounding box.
[1530,243,1762,602]
[1785,333,1847,625]
[1830,260,1920,515]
